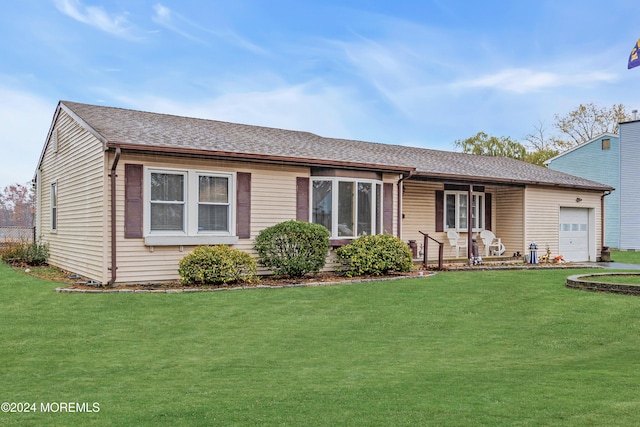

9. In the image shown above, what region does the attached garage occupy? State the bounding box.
[559,207,594,262]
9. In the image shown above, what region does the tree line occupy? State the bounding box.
[454,103,633,166]
[0,183,34,227]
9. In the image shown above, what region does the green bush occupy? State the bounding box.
[178,245,257,286]
[254,220,330,278]
[335,234,413,277]
[0,239,49,266]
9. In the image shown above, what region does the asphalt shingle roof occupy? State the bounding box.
[60,101,612,191]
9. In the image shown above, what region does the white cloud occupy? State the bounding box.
[54,0,135,39]
[453,68,618,94]
[152,3,267,54]
[111,81,365,139]
[0,87,54,189]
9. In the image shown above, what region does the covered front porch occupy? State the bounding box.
[400,178,526,265]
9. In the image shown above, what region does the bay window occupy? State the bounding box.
[311,177,382,238]
[444,191,484,231]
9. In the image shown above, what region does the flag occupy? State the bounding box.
[629,38,640,69]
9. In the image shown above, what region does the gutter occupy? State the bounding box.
[397,170,416,237]
[107,147,121,286]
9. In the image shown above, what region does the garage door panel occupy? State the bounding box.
[559,208,589,262]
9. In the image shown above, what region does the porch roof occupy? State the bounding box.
[57,101,612,191]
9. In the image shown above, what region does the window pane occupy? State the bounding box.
[357,182,372,236]
[446,194,456,229]
[51,184,57,230]
[338,181,355,236]
[199,176,228,203]
[375,183,382,234]
[312,180,332,231]
[198,205,229,231]
[458,194,468,230]
[151,203,184,231]
[151,173,184,201]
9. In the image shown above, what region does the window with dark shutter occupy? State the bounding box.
[435,190,444,232]
[296,177,310,221]
[236,172,251,239]
[125,164,143,238]
[383,183,393,234]
[484,193,492,231]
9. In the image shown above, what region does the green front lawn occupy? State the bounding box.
[611,249,640,264]
[2,262,640,426]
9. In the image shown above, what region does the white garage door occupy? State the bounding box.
[559,208,589,262]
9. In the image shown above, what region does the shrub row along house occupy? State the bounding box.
[546,119,640,251]
[34,101,612,285]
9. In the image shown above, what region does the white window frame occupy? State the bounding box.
[144,167,237,246]
[444,191,485,232]
[310,177,383,239]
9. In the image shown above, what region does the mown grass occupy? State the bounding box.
[610,249,640,264]
[2,262,640,426]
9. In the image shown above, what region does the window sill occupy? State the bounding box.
[144,235,239,246]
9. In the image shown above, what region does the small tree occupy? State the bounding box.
[454,132,527,161]
[254,220,330,278]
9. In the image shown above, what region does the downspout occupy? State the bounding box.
[467,184,473,262]
[397,170,415,238]
[108,147,121,286]
[601,190,611,250]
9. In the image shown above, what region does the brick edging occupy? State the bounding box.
[55,272,436,293]
[566,273,640,296]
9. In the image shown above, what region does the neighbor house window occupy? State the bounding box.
[50,182,57,231]
[602,138,610,150]
[311,178,382,238]
[444,191,484,231]
[146,168,234,237]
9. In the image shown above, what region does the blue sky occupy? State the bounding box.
[1,0,639,190]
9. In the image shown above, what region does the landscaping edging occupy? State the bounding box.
[55,272,436,293]
[566,272,640,296]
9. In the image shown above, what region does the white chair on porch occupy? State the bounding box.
[480,230,505,256]
[447,230,468,258]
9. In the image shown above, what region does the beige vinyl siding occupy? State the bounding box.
[38,110,107,282]
[112,158,401,283]
[401,181,440,257]
[524,187,602,260]
[113,154,308,283]
[494,187,525,257]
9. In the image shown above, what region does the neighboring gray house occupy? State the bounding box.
[619,119,640,250]
[547,119,640,251]
[545,133,619,248]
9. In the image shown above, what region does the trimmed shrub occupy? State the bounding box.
[0,239,49,266]
[178,245,257,286]
[335,234,413,277]
[254,220,330,278]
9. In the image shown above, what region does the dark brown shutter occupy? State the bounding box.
[236,172,251,239]
[296,177,310,221]
[435,190,444,232]
[383,183,393,234]
[124,164,143,239]
[484,193,492,231]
